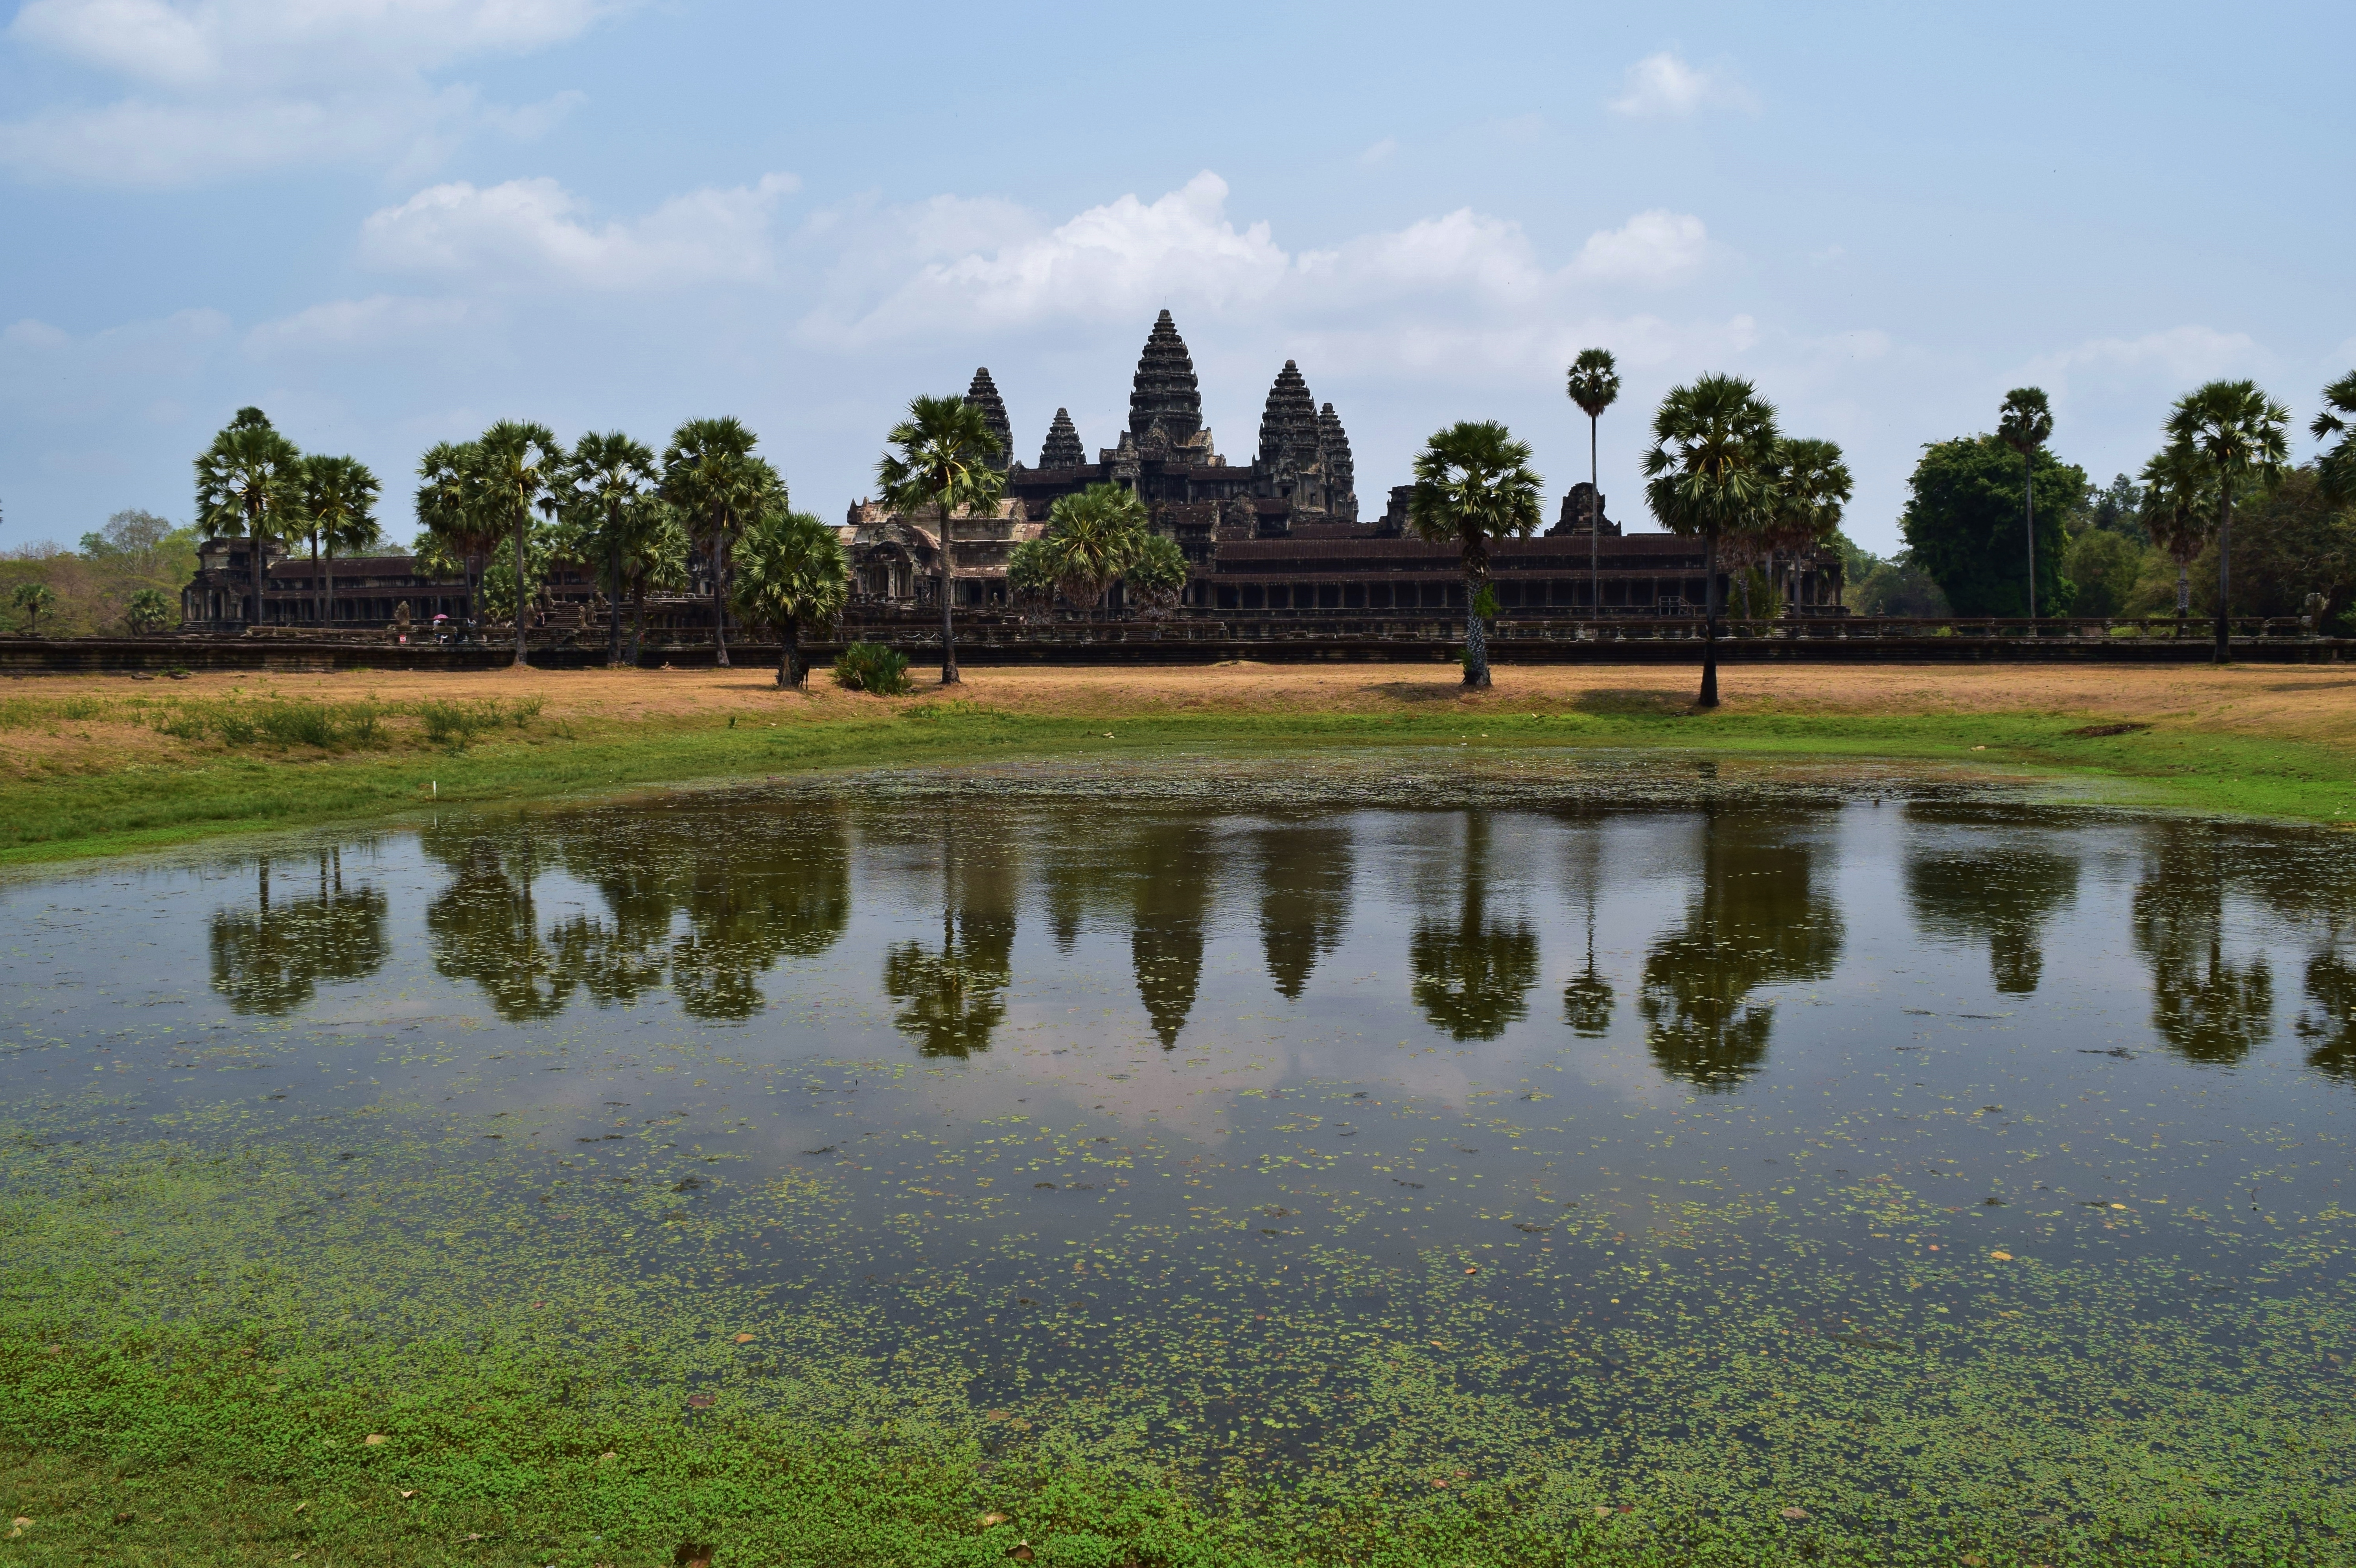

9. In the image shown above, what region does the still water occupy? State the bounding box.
[4,754,2351,1526]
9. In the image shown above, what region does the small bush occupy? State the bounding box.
[212,711,257,745]
[419,699,500,746]
[258,701,337,748]
[153,708,208,742]
[347,706,383,745]
[833,642,911,696]
[511,695,543,727]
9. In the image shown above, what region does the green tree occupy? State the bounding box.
[471,421,563,667]
[1125,532,1188,614]
[1642,375,1780,707]
[2082,473,2143,539]
[1406,420,1544,690]
[1900,435,2084,618]
[1007,536,1057,611]
[193,407,301,626]
[2062,528,2146,617]
[1565,347,1622,617]
[662,418,774,670]
[11,581,57,635]
[415,441,498,636]
[732,506,850,688]
[875,394,1006,685]
[1041,481,1149,613]
[622,504,691,666]
[1997,387,2056,618]
[2183,467,2356,627]
[2137,442,2213,617]
[2312,370,2356,504]
[78,509,180,567]
[1759,436,1852,616]
[2163,378,2291,662]
[294,454,381,630]
[125,586,172,633]
[558,431,660,667]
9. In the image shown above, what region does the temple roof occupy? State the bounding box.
[1128,309,1204,445]
[1038,407,1086,468]
[1317,401,1354,493]
[963,367,1012,471]
[1257,360,1323,473]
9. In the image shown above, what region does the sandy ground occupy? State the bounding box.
[39,659,2343,746]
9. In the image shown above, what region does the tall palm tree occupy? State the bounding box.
[1042,482,1149,615]
[1405,421,1544,690]
[1997,387,2054,619]
[1763,436,1852,613]
[2163,379,2292,663]
[622,503,691,667]
[732,507,850,688]
[2312,370,2356,504]
[2137,444,2214,620]
[562,431,660,666]
[876,394,1006,685]
[473,421,563,667]
[662,417,771,669]
[416,441,498,638]
[193,409,301,626]
[294,455,380,631]
[1642,375,1781,708]
[1565,347,1622,621]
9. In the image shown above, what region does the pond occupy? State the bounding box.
[3,752,2350,1541]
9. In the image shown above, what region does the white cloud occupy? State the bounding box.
[1609,51,1755,118]
[1359,137,1399,167]
[245,295,477,357]
[0,0,622,184]
[2027,325,2268,386]
[359,172,801,289]
[1570,210,1710,284]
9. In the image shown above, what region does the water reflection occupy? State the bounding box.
[1255,823,1352,1001]
[1904,816,2079,993]
[207,848,389,1014]
[1559,821,1614,1037]
[2299,950,2356,1080]
[884,822,1017,1057]
[1133,822,1215,1046]
[2132,824,2275,1065]
[1638,809,1843,1090]
[1408,813,1539,1041]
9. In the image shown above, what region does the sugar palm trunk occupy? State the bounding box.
[1699,526,1720,708]
[2024,459,2037,622]
[778,613,801,689]
[1462,539,1490,690]
[630,577,648,666]
[512,506,529,668]
[2213,482,2233,664]
[1588,412,1600,626]
[323,541,335,631]
[938,491,960,685]
[310,532,322,628]
[605,509,624,667]
[709,517,730,668]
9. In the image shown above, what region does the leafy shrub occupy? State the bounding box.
[347,706,384,745]
[833,642,911,696]
[212,710,257,745]
[510,695,543,727]
[258,701,337,748]
[418,699,501,745]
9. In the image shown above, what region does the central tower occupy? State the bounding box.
[1128,309,1206,448]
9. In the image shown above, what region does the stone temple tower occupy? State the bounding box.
[963,367,1012,471]
[1038,408,1086,469]
[1318,403,1357,523]
[1127,309,1206,450]
[1257,361,1323,474]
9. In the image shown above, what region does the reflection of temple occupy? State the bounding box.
[842,311,1844,617]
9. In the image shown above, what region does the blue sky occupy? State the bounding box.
[2,0,2350,554]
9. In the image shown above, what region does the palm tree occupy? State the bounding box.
[126,587,172,633]
[732,507,850,688]
[1405,421,1544,690]
[2137,444,2213,620]
[875,394,1006,685]
[1565,348,1622,620]
[11,582,56,635]
[661,418,772,669]
[294,455,380,631]
[193,408,301,626]
[1042,481,1149,615]
[1125,533,1189,615]
[2312,370,2356,504]
[1997,387,2054,619]
[1641,375,1781,707]
[561,432,659,666]
[2163,379,2292,663]
[416,441,497,639]
[473,421,563,667]
[621,503,691,667]
[1763,436,1852,614]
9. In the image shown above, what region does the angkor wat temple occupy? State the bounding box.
[842,309,1847,618]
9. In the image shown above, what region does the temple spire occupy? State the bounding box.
[963,367,1012,471]
[1257,359,1322,471]
[1127,309,1203,445]
[1038,407,1086,469]
[1318,401,1357,521]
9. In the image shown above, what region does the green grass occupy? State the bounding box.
[2,701,2350,867]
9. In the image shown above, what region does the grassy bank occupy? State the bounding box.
[1,667,2352,864]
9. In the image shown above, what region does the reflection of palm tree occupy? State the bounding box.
[1133,821,1215,1047]
[1904,834,2079,993]
[1410,813,1539,1041]
[1560,822,1614,1037]
[208,849,390,1015]
[1637,810,1842,1090]
[2297,950,2356,1081]
[425,836,573,1021]
[884,821,1016,1056]
[2131,827,2274,1064]
[669,831,852,1019]
[1255,823,1352,1000]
